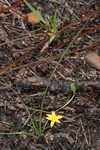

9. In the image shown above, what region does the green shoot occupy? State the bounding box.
[40,23,87,132]
[48,35,56,45]
[48,12,57,45]
[51,12,57,33]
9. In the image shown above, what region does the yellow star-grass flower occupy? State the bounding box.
[46,111,63,128]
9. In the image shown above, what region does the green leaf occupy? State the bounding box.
[51,12,57,33]
[48,35,56,45]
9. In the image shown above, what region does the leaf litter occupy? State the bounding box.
[0,0,100,150]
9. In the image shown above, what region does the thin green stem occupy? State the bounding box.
[0,131,38,138]
[0,77,40,137]
[40,23,86,133]
[56,93,75,112]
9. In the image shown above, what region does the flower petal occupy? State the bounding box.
[46,114,51,117]
[50,121,55,128]
[55,119,61,123]
[46,116,52,120]
[57,115,63,119]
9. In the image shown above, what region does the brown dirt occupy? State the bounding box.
[0,0,100,150]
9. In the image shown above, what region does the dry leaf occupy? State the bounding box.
[25,12,40,26]
[85,52,100,70]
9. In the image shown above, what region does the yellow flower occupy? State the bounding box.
[46,111,63,128]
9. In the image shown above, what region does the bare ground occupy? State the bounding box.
[0,0,100,150]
